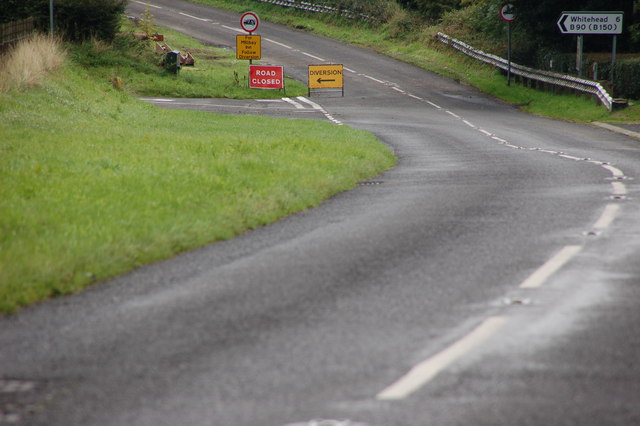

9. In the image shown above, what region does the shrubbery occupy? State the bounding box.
[1,0,126,41]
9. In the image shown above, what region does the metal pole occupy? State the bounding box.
[507,22,512,86]
[576,35,584,77]
[49,0,54,36]
[611,35,617,84]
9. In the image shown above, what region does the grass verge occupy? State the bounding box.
[0,42,395,314]
[186,0,640,123]
[69,19,308,98]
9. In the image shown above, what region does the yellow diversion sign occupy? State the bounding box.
[308,64,343,90]
[236,35,261,60]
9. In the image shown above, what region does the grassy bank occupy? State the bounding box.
[0,36,395,314]
[69,19,308,99]
[188,0,639,123]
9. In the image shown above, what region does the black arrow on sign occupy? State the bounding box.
[558,15,568,32]
[317,78,336,83]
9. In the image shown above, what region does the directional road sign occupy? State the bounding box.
[557,11,623,35]
[308,64,343,90]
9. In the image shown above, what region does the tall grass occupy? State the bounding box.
[0,34,66,93]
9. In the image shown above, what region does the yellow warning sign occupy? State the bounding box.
[236,35,261,60]
[308,64,343,89]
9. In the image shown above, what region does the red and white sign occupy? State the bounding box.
[499,4,516,22]
[249,65,284,89]
[240,12,259,33]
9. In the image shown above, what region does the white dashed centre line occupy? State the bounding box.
[593,204,620,229]
[377,317,508,400]
[179,12,211,22]
[519,245,582,289]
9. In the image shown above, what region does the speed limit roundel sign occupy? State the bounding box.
[240,12,259,33]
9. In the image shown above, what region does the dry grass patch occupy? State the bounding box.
[0,34,66,93]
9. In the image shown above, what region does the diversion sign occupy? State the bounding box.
[308,64,344,95]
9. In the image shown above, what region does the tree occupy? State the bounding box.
[5,0,127,41]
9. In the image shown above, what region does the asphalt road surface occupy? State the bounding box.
[2,1,640,425]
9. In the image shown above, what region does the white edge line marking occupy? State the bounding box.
[344,67,356,73]
[265,38,292,49]
[363,74,385,84]
[462,120,477,128]
[222,25,244,33]
[179,12,210,22]
[281,97,305,109]
[611,181,628,195]
[301,52,326,61]
[408,94,422,100]
[135,1,161,8]
[519,245,582,289]
[392,87,405,93]
[593,204,620,229]
[426,101,442,109]
[479,129,492,137]
[558,154,581,161]
[296,96,323,110]
[296,97,342,125]
[446,111,461,119]
[143,98,174,102]
[377,316,508,401]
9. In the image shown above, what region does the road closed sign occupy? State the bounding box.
[308,64,343,89]
[249,65,284,89]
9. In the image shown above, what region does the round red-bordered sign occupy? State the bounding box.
[499,4,516,22]
[240,12,259,33]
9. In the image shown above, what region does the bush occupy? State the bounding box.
[611,58,640,99]
[51,0,127,41]
[0,34,66,92]
[13,0,126,42]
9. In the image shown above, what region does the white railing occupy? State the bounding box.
[253,0,374,21]
[436,32,614,111]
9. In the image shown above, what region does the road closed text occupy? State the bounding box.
[249,65,284,89]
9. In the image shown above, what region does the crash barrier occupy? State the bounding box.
[435,32,615,111]
[1,18,35,51]
[253,0,374,21]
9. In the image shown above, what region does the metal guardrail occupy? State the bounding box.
[253,0,374,21]
[436,32,614,111]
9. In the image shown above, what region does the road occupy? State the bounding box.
[2,1,640,425]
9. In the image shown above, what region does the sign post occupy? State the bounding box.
[557,11,623,81]
[499,4,516,86]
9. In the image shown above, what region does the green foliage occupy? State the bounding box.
[611,58,640,98]
[397,0,462,21]
[0,0,34,23]
[68,22,307,99]
[8,0,127,41]
[312,0,396,21]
